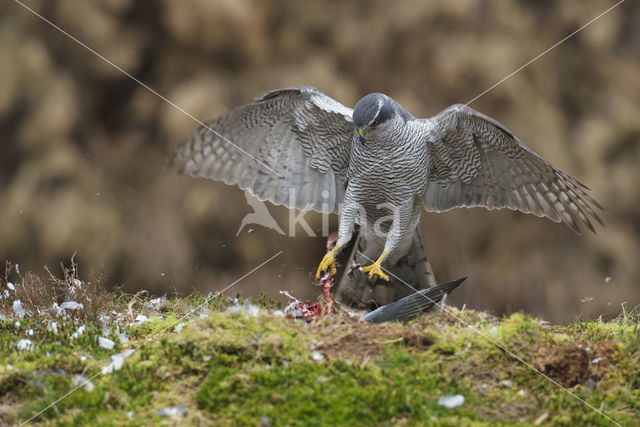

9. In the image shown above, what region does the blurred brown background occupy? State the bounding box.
[1,0,638,323]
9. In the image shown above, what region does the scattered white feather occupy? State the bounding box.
[147,294,166,311]
[74,375,95,392]
[60,301,84,311]
[311,351,325,361]
[438,394,464,409]
[12,300,26,319]
[173,322,186,333]
[27,328,34,336]
[71,325,86,339]
[156,404,187,418]
[101,349,135,375]
[51,302,65,317]
[98,337,115,350]
[227,302,260,317]
[134,314,149,325]
[246,304,260,317]
[16,339,34,351]
[6,282,15,291]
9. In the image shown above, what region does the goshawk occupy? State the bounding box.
[170,86,602,307]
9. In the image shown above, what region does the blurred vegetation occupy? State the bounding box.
[0,0,638,322]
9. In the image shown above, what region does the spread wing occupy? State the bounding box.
[421,104,603,233]
[169,86,354,213]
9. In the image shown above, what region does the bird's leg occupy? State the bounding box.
[325,231,339,252]
[362,251,390,282]
[316,200,358,280]
[362,198,415,283]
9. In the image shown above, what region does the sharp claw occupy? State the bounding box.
[362,262,390,282]
[316,246,339,280]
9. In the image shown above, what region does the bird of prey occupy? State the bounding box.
[170,86,602,308]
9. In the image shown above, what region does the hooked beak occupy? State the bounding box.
[357,128,366,144]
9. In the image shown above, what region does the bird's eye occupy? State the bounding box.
[371,119,379,127]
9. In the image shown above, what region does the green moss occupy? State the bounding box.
[196,355,477,425]
[1,296,639,425]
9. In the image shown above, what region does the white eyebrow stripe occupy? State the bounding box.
[373,97,383,123]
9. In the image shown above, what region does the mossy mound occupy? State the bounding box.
[1,292,639,425]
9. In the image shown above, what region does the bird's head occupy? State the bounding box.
[352,93,412,145]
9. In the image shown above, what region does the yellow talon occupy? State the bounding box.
[316,244,340,279]
[362,251,390,282]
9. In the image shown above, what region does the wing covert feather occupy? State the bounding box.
[170,86,354,213]
[422,104,602,233]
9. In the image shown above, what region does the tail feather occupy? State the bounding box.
[361,277,466,323]
[335,227,437,308]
